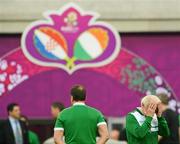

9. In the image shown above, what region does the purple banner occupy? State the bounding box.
[0,33,179,118]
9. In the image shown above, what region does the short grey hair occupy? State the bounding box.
[141,95,161,107]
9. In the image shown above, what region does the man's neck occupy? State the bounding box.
[137,107,145,116]
[163,105,169,111]
[9,116,18,121]
[73,101,85,106]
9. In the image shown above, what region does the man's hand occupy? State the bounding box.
[97,124,109,144]
[54,130,64,144]
[144,103,156,117]
[156,103,163,117]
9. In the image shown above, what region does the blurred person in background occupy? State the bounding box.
[0,103,29,144]
[43,102,65,144]
[109,127,127,144]
[119,128,127,142]
[51,102,65,121]
[126,95,170,144]
[110,128,120,140]
[157,93,179,144]
[0,118,4,144]
[20,115,40,144]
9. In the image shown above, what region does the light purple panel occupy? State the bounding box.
[0,34,179,118]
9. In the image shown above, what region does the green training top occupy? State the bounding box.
[54,102,106,144]
[126,108,170,144]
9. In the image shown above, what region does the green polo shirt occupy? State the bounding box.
[126,108,170,144]
[54,103,106,144]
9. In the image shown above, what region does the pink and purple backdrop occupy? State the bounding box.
[0,33,179,119]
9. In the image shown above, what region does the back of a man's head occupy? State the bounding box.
[71,85,86,101]
[157,93,169,105]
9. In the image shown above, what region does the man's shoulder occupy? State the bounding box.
[165,108,177,115]
[61,107,73,114]
[0,120,4,127]
[86,106,102,114]
[1,119,10,125]
[164,108,179,120]
[127,109,138,116]
[0,119,10,130]
[3,119,9,122]
[126,109,143,121]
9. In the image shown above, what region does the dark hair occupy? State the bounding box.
[51,102,65,111]
[7,103,19,113]
[71,85,86,101]
[157,93,169,105]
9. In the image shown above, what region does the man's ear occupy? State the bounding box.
[141,103,144,108]
[141,103,146,110]
[70,96,73,104]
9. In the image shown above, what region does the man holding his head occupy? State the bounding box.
[0,103,29,144]
[126,95,170,144]
[54,85,109,144]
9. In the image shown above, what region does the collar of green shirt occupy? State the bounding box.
[136,107,145,116]
[73,102,86,106]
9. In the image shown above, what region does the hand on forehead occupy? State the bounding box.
[150,98,161,105]
[141,95,161,107]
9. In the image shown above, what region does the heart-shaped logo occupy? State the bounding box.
[21,3,121,74]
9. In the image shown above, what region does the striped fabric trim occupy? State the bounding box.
[97,122,107,126]
[54,127,64,131]
[151,127,158,132]
[73,102,86,106]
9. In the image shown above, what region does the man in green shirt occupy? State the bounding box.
[54,85,109,144]
[126,95,170,144]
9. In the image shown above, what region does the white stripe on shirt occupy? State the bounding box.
[97,122,107,126]
[54,127,64,131]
